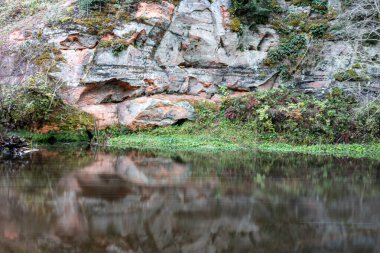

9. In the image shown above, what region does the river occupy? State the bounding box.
[0,145,379,253]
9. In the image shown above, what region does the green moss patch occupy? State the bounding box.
[108,134,240,152]
[334,69,370,82]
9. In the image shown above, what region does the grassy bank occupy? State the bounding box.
[107,130,380,161]
[16,128,380,160]
[7,88,380,160]
[108,88,379,160]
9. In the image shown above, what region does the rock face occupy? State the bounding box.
[77,94,199,129]
[118,97,196,130]
[45,0,279,129]
[1,0,378,130]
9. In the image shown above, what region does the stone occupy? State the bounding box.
[0,51,37,85]
[59,34,98,50]
[80,104,119,129]
[311,41,354,80]
[155,0,277,69]
[51,49,95,87]
[75,79,143,106]
[0,0,285,130]
[8,30,32,42]
[135,1,175,28]
[113,22,153,38]
[117,96,196,130]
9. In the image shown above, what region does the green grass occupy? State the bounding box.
[107,126,380,160]
[11,126,380,160]
[256,143,380,160]
[108,134,240,152]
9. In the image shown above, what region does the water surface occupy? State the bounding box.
[0,145,379,253]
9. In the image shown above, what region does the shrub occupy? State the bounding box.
[112,43,127,56]
[334,69,369,82]
[78,0,108,11]
[267,34,307,63]
[0,83,93,131]
[230,0,274,28]
[221,88,380,144]
[99,39,129,56]
[265,34,307,78]
[0,84,57,129]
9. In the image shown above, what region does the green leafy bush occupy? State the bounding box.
[112,43,128,56]
[222,88,380,144]
[0,83,93,131]
[0,84,57,129]
[78,0,108,11]
[265,34,307,78]
[267,34,307,63]
[334,69,369,82]
[230,0,275,28]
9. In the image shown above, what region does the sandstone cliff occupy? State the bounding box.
[0,0,379,130]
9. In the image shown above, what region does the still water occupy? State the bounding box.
[0,145,379,253]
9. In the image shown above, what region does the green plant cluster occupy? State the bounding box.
[266,8,333,78]
[266,34,307,63]
[0,84,57,129]
[78,0,108,11]
[107,89,379,150]
[98,38,130,56]
[16,131,90,143]
[112,43,128,56]
[273,13,330,38]
[107,125,380,160]
[334,69,369,82]
[264,34,307,78]
[0,83,93,131]
[230,17,242,32]
[222,88,380,144]
[230,0,279,29]
[66,0,132,36]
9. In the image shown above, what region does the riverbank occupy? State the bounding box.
[9,88,380,160]
[107,131,380,161]
[12,128,380,160]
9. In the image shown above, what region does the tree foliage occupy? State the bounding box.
[78,0,108,11]
[230,0,274,27]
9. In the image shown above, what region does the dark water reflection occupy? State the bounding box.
[0,146,380,253]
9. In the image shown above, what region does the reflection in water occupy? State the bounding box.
[0,146,379,253]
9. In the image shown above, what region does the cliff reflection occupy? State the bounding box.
[0,147,379,253]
